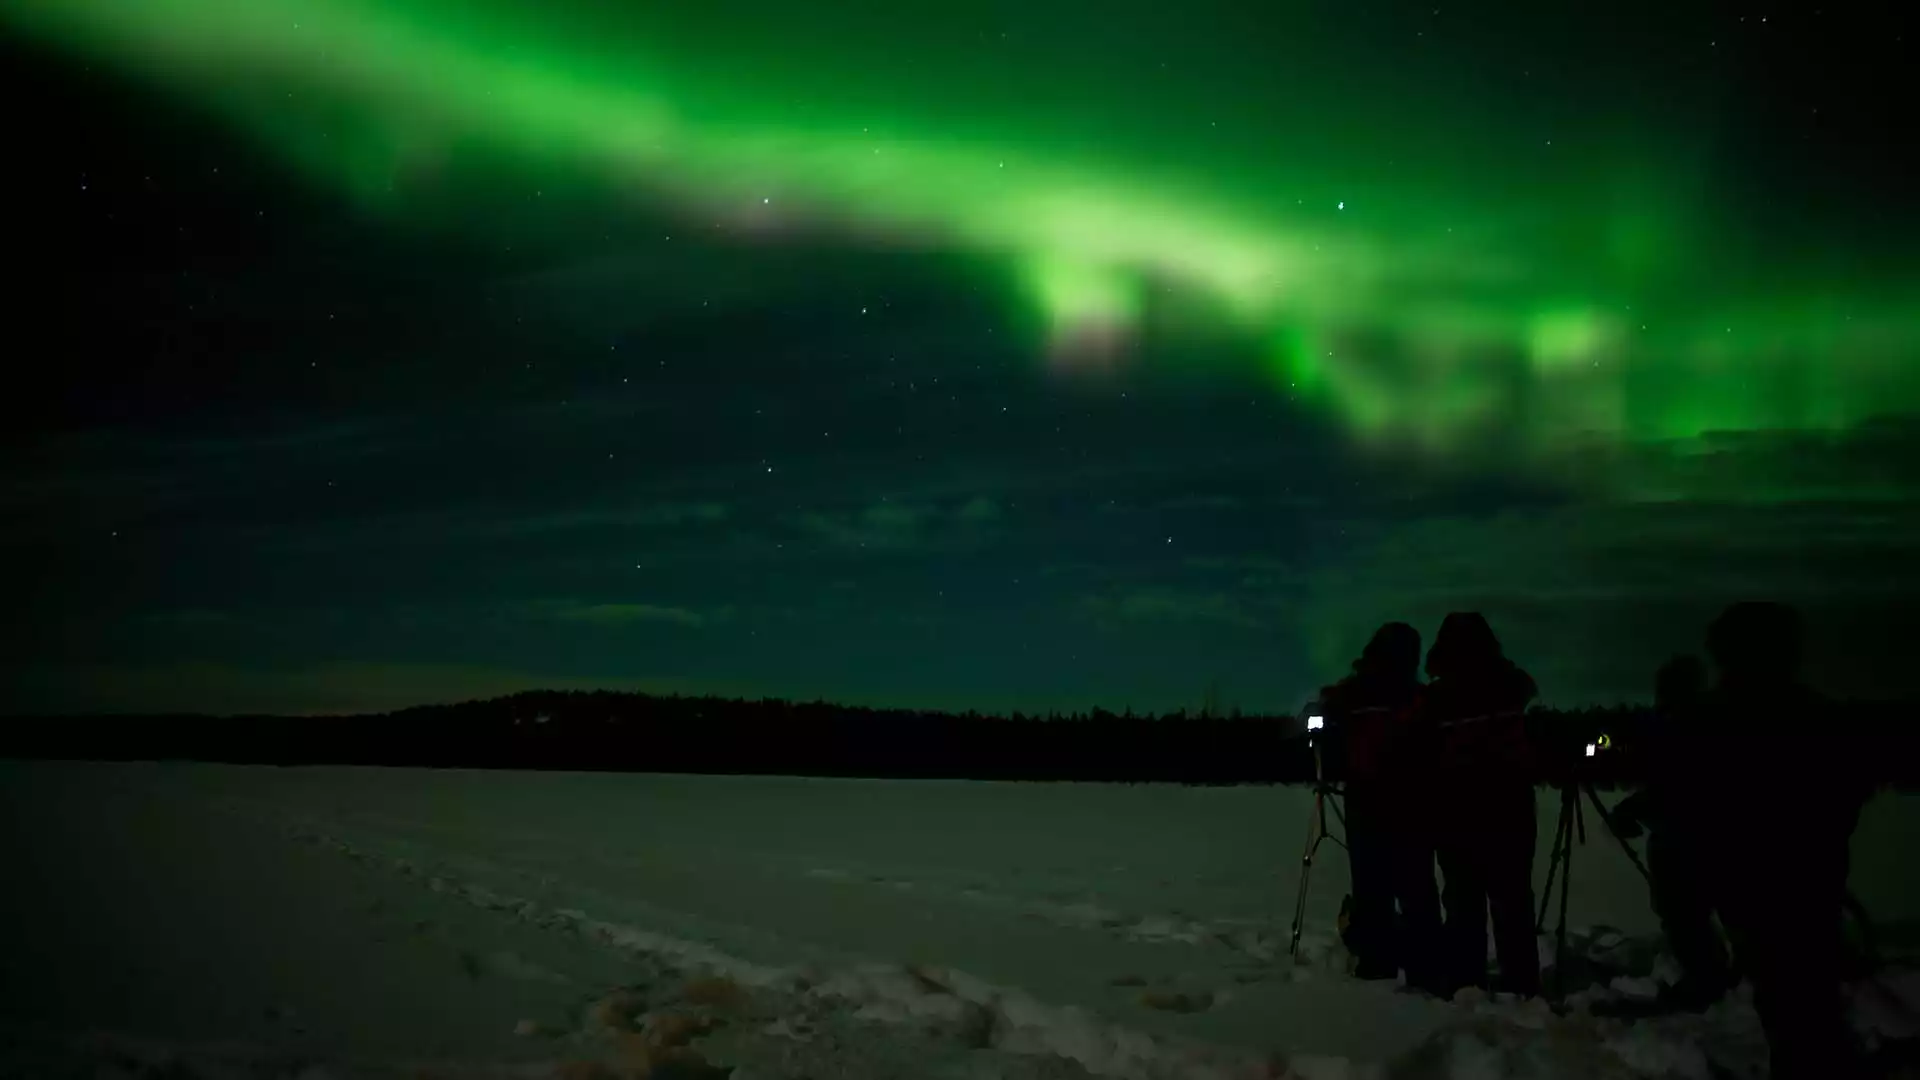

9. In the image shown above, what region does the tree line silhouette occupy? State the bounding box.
[5,688,1917,787]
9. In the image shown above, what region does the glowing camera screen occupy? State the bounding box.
[1307,715,1325,732]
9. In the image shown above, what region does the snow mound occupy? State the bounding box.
[769,960,1280,1079]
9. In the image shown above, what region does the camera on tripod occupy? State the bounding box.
[1285,701,1350,962]
[1295,702,1355,782]
[1532,714,1657,995]
[1525,709,1649,788]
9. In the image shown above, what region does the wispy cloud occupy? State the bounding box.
[955,495,1002,523]
[797,501,932,549]
[236,500,733,555]
[797,496,1002,549]
[459,502,729,539]
[1081,587,1269,631]
[545,602,718,628]
[1183,555,1313,590]
[1561,418,1920,505]
[1100,493,1248,514]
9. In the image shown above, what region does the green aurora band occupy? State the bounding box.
[9,0,1917,463]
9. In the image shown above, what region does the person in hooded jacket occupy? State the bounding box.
[1318,622,1443,986]
[1423,612,1541,998]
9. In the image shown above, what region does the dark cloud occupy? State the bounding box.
[1298,491,1920,706]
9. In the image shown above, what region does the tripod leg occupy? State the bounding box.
[1289,791,1325,961]
[1325,790,1348,845]
[1537,803,1568,932]
[1554,786,1576,997]
[1584,783,1653,887]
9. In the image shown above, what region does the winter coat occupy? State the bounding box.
[1423,663,1539,789]
[1320,673,1426,789]
[1666,682,1870,852]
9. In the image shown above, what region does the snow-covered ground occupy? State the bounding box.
[2,762,1916,1079]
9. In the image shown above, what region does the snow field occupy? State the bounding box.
[2,762,1915,1079]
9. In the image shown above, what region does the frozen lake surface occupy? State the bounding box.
[2,762,1916,1078]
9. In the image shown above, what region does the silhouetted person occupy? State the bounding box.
[1613,653,1735,1011]
[1424,612,1541,997]
[1667,603,1872,1079]
[1320,622,1443,986]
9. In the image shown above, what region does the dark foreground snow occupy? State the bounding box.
[2,762,1916,1079]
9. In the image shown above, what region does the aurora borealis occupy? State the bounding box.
[2,1,1916,715]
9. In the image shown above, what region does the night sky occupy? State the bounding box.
[3,0,1916,717]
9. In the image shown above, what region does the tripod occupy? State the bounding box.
[1288,741,1349,962]
[1536,776,1652,997]
[1540,774,1891,1013]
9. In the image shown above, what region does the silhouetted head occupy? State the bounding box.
[1352,622,1421,683]
[1424,612,1506,682]
[1654,654,1706,714]
[1706,602,1805,686]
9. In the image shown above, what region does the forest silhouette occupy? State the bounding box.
[6,688,1916,787]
